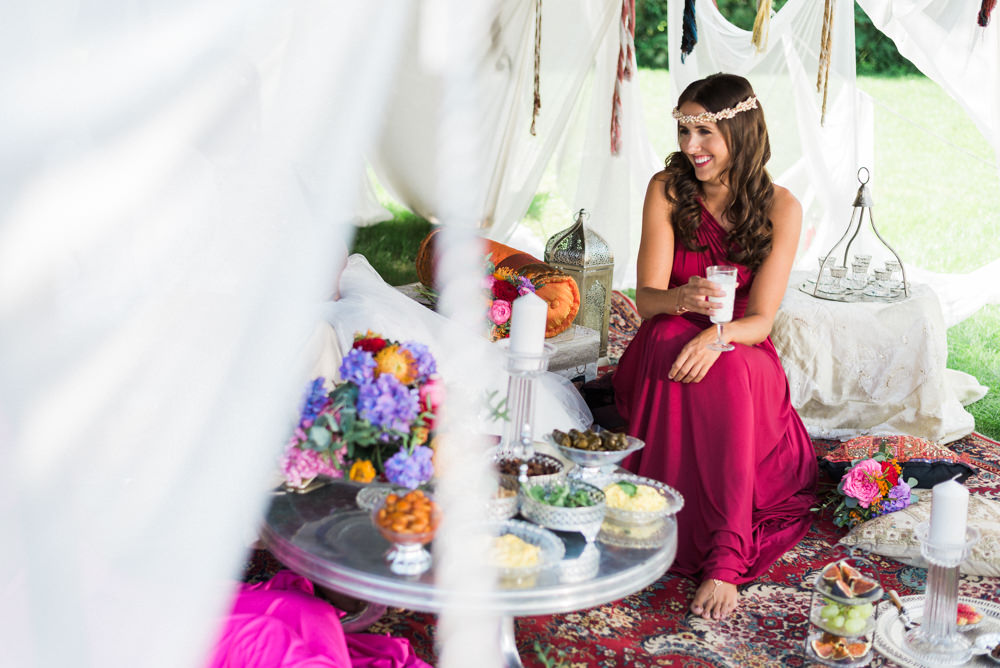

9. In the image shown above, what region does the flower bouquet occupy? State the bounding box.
[280,331,443,491]
[485,259,536,341]
[821,443,918,529]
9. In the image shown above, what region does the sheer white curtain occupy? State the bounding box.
[0,2,413,667]
[369,0,660,287]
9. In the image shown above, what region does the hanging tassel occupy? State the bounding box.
[979,0,996,26]
[611,0,635,154]
[530,0,542,135]
[817,0,835,126]
[752,0,772,52]
[680,0,697,64]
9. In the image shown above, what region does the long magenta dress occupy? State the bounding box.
[613,205,817,585]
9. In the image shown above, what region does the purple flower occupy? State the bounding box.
[400,341,437,383]
[384,445,435,489]
[517,276,536,295]
[357,373,419,434]
[339,348,376,385]
[299,377,329,424]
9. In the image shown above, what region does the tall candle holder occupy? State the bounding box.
[496,341,556,462]
[902,522,981,666]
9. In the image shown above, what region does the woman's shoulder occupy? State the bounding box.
[768,184,802,228]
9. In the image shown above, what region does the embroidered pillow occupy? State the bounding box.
[839,490,1000,577]
[818,435,976,488]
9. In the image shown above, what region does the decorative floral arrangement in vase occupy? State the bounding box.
[280,331,443,492]
[484,259,537,341]
[819,443,918,529]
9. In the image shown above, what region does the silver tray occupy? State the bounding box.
[798,280,910,304]
[874,595,1000,667]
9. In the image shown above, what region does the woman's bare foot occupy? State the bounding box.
[689,578,738,620]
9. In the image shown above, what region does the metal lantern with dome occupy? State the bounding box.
[544,209,614,357]
[801,168,909,303]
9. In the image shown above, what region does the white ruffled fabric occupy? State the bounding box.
[318,255,593,437]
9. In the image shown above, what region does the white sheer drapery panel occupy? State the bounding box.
[419,3,503,666]
[857,0,1000,173]
[552,9,663,287]
[0,3,411,667]
[352,169,394,227]
[668,0,873,269]
[370,0,621,237]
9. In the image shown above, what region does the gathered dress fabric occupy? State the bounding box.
[613,206,818,585]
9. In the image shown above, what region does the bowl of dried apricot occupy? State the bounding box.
[371,489,441,575]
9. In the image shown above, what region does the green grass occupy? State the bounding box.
[357,71,1000,440]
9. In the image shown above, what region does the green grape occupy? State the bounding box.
[830,615,846,629]
[843,617,866,635]
[821,604,841,620]
[846,606,865,619]
[856,603,875,618]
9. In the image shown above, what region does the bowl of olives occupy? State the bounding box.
[547,428,645,479]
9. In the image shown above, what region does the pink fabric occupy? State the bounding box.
[206,571,432,668]
[613,206,817,585]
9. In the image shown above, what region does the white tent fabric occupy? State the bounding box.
[370,0,661,286]
[857,0,1000,173]
[0,2,468,667]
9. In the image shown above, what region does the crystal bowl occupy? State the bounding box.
[519,479,606,542]
[371,490,441,547]
[488,519,565,587]
[598,473,684,526]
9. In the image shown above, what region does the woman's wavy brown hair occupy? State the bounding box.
[663,73,774,269]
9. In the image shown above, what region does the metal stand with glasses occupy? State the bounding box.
[802,168,910,304]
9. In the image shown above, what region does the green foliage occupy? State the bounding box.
[533,641,569,668]
[632,0,919,76]
[349,208,432,286]
[635,0,670,68]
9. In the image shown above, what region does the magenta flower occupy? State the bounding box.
[490,299,512,325]
[840,459,883,508]
[280,445,344,489]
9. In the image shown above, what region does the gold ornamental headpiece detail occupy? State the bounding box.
[672,96,759,124]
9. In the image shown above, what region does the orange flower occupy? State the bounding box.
[374,345,418,385]
[411,426,429,446]
[349,460,376,483]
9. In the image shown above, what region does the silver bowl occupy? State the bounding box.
[519,479,606,542]
[546,432,645,479]
[598,473,684,526]
[485,476,520,521]
[494,452,565,488]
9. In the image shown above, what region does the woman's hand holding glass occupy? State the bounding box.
[674,275,728,317]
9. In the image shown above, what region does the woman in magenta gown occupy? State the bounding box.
[613,73,817,621]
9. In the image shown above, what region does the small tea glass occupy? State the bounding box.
[817,255,832,288]
[884,260,902,289]
[825,265,848,294]
[850,261,868,290]
[706,265,737,352]
[852,253,872,271]
[873,268,892,297]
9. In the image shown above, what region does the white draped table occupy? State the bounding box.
[771,272,987,444]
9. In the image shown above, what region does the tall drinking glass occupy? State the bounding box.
[706,265,737,352]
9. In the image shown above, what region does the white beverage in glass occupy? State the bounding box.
[706,265,737,352]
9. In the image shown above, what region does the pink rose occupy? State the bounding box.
[490,299,512,325]
[840,459,883,508]
[419,376,445,429]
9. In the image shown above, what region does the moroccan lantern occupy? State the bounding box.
[544,209,614,357]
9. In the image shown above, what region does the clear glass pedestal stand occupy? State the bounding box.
[496,342,556,470]
[902,523,981,666]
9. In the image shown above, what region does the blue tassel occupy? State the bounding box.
[680,0,698,63]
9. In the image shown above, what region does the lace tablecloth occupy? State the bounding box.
[772,272,987,443]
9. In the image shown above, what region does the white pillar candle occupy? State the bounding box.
[928,478,969,547]
[508,292,547,357]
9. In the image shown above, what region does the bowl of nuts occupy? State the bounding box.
[371,489,441,575]
[547,428,644,479]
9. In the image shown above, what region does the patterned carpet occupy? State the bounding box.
[245,294,1000,666]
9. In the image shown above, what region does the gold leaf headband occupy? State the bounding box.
[671,96,759,124]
